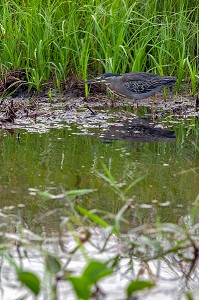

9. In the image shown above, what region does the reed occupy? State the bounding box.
[0,0,198,92]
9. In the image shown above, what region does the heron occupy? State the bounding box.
[82,72,177,102]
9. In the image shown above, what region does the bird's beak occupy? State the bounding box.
[81,76,103,84]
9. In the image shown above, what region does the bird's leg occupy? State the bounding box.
[151,94,157,112]
[133,101,138,113]
[151,94,157,121]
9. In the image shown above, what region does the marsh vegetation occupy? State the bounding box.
[0,0,199,299]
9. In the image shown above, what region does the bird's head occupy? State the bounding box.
[82,73,121,84]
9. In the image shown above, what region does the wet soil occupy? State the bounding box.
[0,90,198,126]
[0,69,198,138]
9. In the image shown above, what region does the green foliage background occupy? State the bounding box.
[0,0,198,90]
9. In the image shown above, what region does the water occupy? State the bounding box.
[0,117,199,232]
[0,115,199,299]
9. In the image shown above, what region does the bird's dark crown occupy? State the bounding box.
[101,73,121,79]
[83,73,121,84]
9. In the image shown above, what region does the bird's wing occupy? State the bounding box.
[123,79,163,94]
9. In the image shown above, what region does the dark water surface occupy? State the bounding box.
[0,116,199,234]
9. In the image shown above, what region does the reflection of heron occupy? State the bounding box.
[100,118,176,143]
[83,72,177,101]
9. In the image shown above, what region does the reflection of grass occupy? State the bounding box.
[0,125,199,224]
[1,171,199,299]
[0,0,198,93]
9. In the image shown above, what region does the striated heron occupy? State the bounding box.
[83,72,177,101]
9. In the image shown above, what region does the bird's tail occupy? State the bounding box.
[162,76,177,86]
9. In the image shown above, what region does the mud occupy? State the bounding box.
[0,88,198,143]
[0,69,198,139]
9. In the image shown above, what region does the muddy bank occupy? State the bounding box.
[0,69,198,137]
[0,89,198,144]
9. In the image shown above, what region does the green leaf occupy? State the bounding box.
[37,189,95,199]
[65,189,96,196]
[37,191,56,198]
[17,271,40,296]
[76,206,108,227]
[45,255,61,273]
[68,276,91,300]
[186,291,194,300]
[67,261,113,299]
[124,175,146,194]
[127,280,155,296]
[83,261,113,284]
[76,206,118,234]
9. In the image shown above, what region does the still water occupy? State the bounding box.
[0,116,199,234]
[0,113,199,300]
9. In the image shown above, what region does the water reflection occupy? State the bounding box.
[0,118,198,233]
[98,118,176,143]
[0,116,199,299]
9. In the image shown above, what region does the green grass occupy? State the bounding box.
[0,0,198,92]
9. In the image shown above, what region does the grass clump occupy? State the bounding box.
[0,0,198,92]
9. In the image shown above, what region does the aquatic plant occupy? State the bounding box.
[0,0,198,93]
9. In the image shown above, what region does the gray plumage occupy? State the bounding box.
[83,72,177,101]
